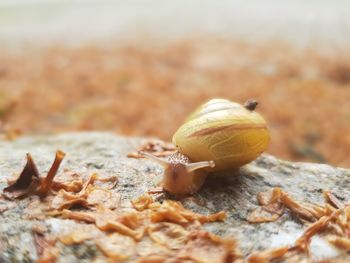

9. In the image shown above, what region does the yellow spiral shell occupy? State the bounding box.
[172,99,270,171]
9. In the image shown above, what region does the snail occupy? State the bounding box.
[141,98,270,195]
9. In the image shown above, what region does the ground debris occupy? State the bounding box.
[246,187,350,261]
[2,147,349,262]
[127,139,176,159]
[32,224,59,263]
[3,151,65,199]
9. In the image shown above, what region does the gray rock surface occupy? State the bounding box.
[0,132,349,262]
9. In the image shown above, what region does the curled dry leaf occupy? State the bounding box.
[61,209,96,224]
[86,186,120,209]
[247,246,290,263]
[148,222,189,250]
[136,237,172,258]
[150,199,226,225]
[293,215,334,253]
[50,179,83,193]
[280,193,317,222]
[3,153,40,199]
[38,151,66,197]
[59,230,94,245]
[131,194,154,211]
[247,206,282,223]
[247,188,284,223]
[3,151,65,199]
[247,188,336,224]
[50,177,120,211]
[32,225,49,257]
[32,225,59,263]
[327,236,350,251]
[96,233,136,260]
[178,231,240,263]
[136,254,172,263]
[127,139,176,159]
[248,187,350,260]
[96,211,145,241]
[323,191,344,209]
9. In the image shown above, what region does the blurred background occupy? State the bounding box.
[0,0,349,167]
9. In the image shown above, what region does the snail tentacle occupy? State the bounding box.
[186,160,215,173]
[139,151,169,167]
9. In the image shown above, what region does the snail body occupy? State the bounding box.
[142,98,270,195]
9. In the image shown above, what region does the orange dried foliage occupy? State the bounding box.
[247,246,289,263]
[96,233,136,260]
[248,187,350,260]
[131,194,154,211]
[149,199,226,225]
[128,140,176,159]
[59,230,94,245]
[32,225,59,263]
[178,231,239,263]
[147,223,189,250]
[247,188,284,223]
[3,151,65,199]
[327,236,350,251]
[323,191,344,209]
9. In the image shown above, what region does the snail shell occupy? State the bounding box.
[172,98,270,171]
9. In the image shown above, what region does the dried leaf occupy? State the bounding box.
[151,200,226,225]
[248,188,284,223]
[131,194,154,211]
[96,233,135,260]
[148,223,189,250]
[59,230,94,245]
[136,254,170,263]
[324,191,344,209]
[136,237,171,258]
[128,140,175,159]
[280,193,317,222]
[86,186,120,209]
[247,206,282,223]
[33,226,49,257]
[178,231,239,263]
[51,179,83,193]
[3,153,40,198]
[294,215,333,253]
[61,209,96,224]
[32,225,58,263]
[247,246,289,263]
[96,217,144,241]
[3,151,66,199]
[38,151,66,197]
[327,235,350,251]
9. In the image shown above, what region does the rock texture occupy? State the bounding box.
[0,132,349,262]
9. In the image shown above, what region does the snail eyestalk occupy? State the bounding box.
[139,151,169,167]
[186,160,215,173]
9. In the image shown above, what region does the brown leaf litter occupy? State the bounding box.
[56,194,236,262]
[127,139,176,159]
[246,188,350,262]
[3,151,66,199]
[2,151,350,262]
